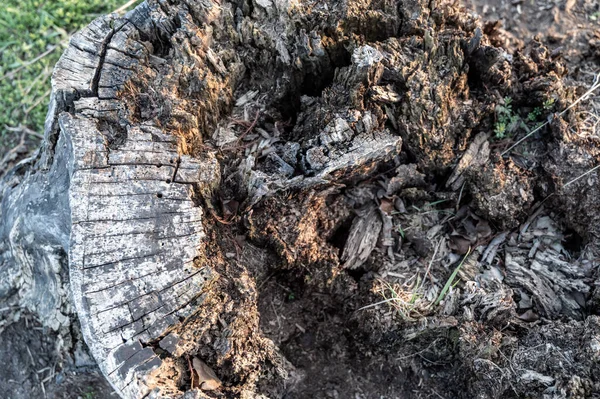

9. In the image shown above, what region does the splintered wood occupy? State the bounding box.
[47,3,218,398]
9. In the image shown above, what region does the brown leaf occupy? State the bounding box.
[518,309,539,322]
[476,220,492,239]
[379,198,395,214]
[449,235,472,254]
[192,357,222,391]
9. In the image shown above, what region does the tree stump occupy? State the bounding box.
[1,0,600,398]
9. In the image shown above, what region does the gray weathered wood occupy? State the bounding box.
[65,112,216,397]
[0,1,221,397]
[0,0,402,396]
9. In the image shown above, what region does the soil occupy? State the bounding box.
[2,0,600,398]
[0,315,114,399]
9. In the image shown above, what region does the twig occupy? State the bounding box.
[0,45,59,83]
[257,270,277,291]
[396,338,441,361]
[187,356,195,389]
[358,296,407,311]
[501,72,600,156]
[113,0,140,15]
[24,89,51,115]
[5,125,44,139]
[236,111,260,144]
[430,389,446,399]
[26,346,35,365]
[456,181,465,212]
[221,111,261,152]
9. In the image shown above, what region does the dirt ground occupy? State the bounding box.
[1,0,600,398]
[0,315,115,399]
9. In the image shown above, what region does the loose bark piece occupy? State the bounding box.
[446,132,491,191]
[341,205,383,270]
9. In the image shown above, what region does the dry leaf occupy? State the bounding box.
[192,357,222,391]
[449,235,471,254]
[379,198,395,214]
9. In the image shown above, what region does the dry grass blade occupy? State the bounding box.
[563,164,600,188]
[419,238,441,293]
[113,0,141,14]
[358,296,404,311]
[359,280,423,321]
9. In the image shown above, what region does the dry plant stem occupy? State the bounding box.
[563,164,600,187]
[4,125,43,139]
[357,297,403,312]
[0,45,59,83]
[114,0,140,14]
[501,72,600,156]
[421,239,442,291]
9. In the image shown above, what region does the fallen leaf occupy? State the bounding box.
[449,235,472,254]
[518,309,539,322]
[192,357,222,391]
[379,198,395,214]
[476,220,492,239]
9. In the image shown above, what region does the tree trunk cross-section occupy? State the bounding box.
[0,3,225,397]
[67,115,216,397]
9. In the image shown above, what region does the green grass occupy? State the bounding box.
[0,0,139,151]
[433,248,471,307]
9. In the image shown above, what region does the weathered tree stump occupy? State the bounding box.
[1,0,599,397]
[0,1,401,396]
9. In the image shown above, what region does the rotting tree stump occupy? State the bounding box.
[1,0,600,398]
[0,2,401,396]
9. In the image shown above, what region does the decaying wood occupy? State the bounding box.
[1,0,599,397]
[0,0,403,396]
[504,215,590,320]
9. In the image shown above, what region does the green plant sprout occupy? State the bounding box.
[495,97,555,139]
